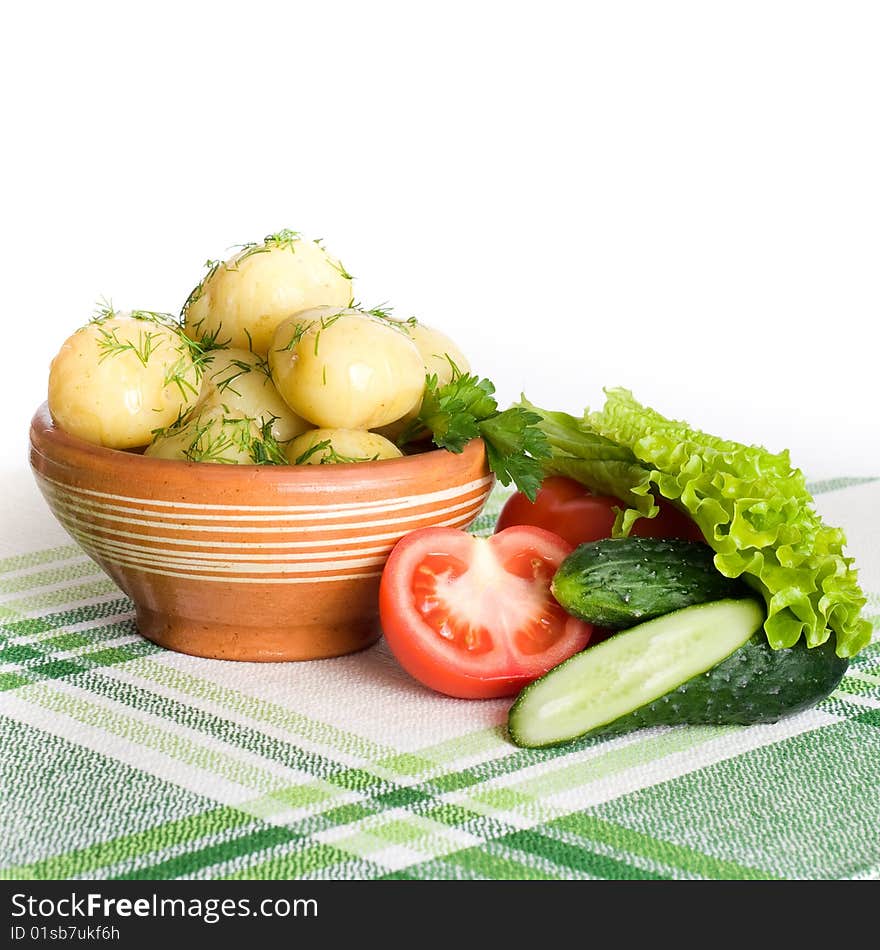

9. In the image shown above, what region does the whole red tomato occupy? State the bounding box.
[495,476,704,546]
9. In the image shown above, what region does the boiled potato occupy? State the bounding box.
[373,318,471,441]
[406,320,470,384]
[269,308,425,429]
[48,312,199,449]
[286,428,403,465]
[145,404,271,464]
[183,231,352,355]
[198,348,310,442]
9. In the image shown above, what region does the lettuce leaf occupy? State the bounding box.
[523,389,871,657]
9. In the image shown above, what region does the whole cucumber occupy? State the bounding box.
[551,536,748,628]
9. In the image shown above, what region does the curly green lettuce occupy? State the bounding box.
[520,389,871,658]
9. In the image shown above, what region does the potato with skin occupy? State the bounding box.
[183,231,352,356]
[373,318,471,442]
[198,348,310,442]
[145,404,271,464]
[406,320,471,384]
[286,428,403,465]
[269,308,425,429]
[48,311,199,449]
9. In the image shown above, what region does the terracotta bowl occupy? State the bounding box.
[29,403,493,662]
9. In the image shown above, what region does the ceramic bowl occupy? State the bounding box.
[29,403,493,661]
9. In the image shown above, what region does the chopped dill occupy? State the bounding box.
[248,418,288,465]
[129,309,178,326]
[183,415,252,464]
[230,229,303,269]
[329,257,354,281]
[293,440,332,465]
[90,297,117,324]
[163,354,200,400]
[213,358,255,396]
[163,410,288,466]
[293,439,379,465]
[264,228,303,250]
[89,303,215,399]
[312,312,343,356]
[95,324,162,367]
[364,302,394,321]
[278,321,311,352]
[253,355,273,379]
[181,259,222,316]
[182,229,345,320]
[350,300,419,336]
[150,405,190,440]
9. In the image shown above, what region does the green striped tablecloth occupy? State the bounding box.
[2,474,879,881]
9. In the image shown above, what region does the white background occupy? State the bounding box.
[2,1,878,484]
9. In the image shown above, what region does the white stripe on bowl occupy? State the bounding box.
[69,509,484,583]
[42,490,487,533]
[37,473,493,515]
[50,499,488,548]
[75,542,390,574]
[63,536,400,562]
[76,543,386,584]
[39,479,491,523]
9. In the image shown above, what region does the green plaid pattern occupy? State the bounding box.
[2,479,879,881]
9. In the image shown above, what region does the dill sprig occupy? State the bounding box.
[329,258,354,281]
[212,358,255,396]
[181,259,222,315]
[261,228,303,251]
[181,415,253,464]
[166,410,288,466]
[276,311,345,354]
[313,238,354,280]
[184,423,240,464]
[89,302,227,400]
[176,324,231,387]
[129,309,178,326]
[312,312,343,356]
[293,440,379,466]
[95,324,162,367]
[230,229,304,269]
[350,300,418,337]
[163,354,201,401]
[91,304,182,368]
[363,302,394,321]
[150,405,191,440]
[90,297,117,323]
[253,355,273,379]
[248,418,288,465]
[277,320,312,352]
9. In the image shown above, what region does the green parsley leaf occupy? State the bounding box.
[480,407,552,501]
[411,370,549,500]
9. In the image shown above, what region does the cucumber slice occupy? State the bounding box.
[508,598,765,748]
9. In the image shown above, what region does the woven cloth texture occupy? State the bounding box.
[1,473,878,881]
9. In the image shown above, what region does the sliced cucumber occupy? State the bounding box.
[508,598,765,748]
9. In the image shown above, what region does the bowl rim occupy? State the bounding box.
[29,402,488,485]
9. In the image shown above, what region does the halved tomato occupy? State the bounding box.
[378,525,593,699]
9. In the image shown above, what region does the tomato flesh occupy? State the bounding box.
[379,526,593,699]
[495,476,704,546]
